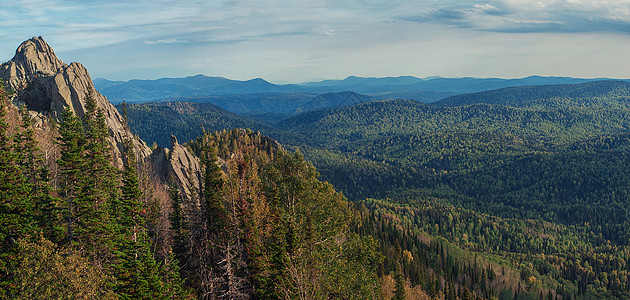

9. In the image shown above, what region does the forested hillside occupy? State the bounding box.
[119,101,269,148]
[0,81,385,298]
[276,99,630,146]
[6,35,630,299]
[117,80,630,299]
[275,86,630,299]
[435,81,630,109]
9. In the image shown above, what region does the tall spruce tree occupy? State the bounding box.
[56,106,85,244]
[75,88,118,258]
[16,107,64,244]
[169,184,189,266]
[201,145,227,233]
[113,104,187,299]
[113,137,145,296]
[196,145,230,297]
[0,81,38,296]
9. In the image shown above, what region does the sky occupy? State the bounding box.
[1,0,630,83]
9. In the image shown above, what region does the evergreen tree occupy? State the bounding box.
[0,82,38,296]
[393,263,406,300]
[161,250,187,298]
[15,107,64,244]
[112,139,145,297]
[34,166,64,243]
[75,88,118,258]
[195,145,231,297]
[114,108,186,299]
[14,106,39,182]
[169,184,189,266]
[393,242,406,300]
[56,106,85,244]
[201,145,227,233]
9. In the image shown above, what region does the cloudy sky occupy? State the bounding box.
[1,0,630,83]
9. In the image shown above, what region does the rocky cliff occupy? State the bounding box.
[1,36,201,198]
[0,36,151,167]
[150,136,202,203]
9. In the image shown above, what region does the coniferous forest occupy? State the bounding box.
[4,37,630,300]
[120,82,630,299]
[0,81,384,298]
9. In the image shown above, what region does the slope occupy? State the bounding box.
[294,91,375,113]
[435,80,630,109]
[119,101,270,148]
[276,99,630,147]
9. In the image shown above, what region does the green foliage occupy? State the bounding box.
[393,263,406,300]
[2,85,188,299]
[277,99,630,147]
[12,237,116,299]
[435,80,630,109]
[0,82,38,296]
[169,184,188,265]
[56,106,85,244]
[201,145,227,233]
[176,129,381,299]
[118,81,630,299]
[117,101,268,147]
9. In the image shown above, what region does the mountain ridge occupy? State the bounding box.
[0,36,151,167]
[94,73,626,104]
[0,36,201,200]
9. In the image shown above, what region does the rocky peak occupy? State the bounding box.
[1,36,66,91]
[0,36,151,167]
[150,135,202,203]
[1,37,202,201]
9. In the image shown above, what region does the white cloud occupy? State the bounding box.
[2,0,630,81]
[144,38,189,45]
[400,0,630,33]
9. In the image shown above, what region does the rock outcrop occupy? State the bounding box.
[1,36,202,199]
[0,36,151,167]
[150,135,202,202]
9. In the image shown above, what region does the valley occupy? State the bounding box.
[2,36,630,300]
[121,79,630,299]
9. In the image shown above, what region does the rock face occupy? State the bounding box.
[1,36,202,199]
[0,36,151,167]
[150,136,202,202]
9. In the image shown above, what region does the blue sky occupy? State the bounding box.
[1,0,630,83]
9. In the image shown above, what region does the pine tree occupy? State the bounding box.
[112,138,145,297]
[75,88,118,258]
[259,209,288,299]
[33,162,64,244]
[201,145,227,233]
[169,184,189,266]
[56,106,85,244]
[14,106,39,182]
[0,81,38,296]
[393,241,406,300]
[393,262,406,300]
[118,139,143,242]
[196,145,231,297]
[14,107,65,244]
[114,105,186,299]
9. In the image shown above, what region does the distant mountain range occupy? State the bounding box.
[121,80,630,149]
[94,75,297,103]
[95,74,626,104]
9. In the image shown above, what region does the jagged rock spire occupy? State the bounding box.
[0,36,151,167]
[0,36,66,91]
[1,36,201,198]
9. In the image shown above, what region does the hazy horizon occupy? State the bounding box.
[2,0,630,83]
[91,73,627,86]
